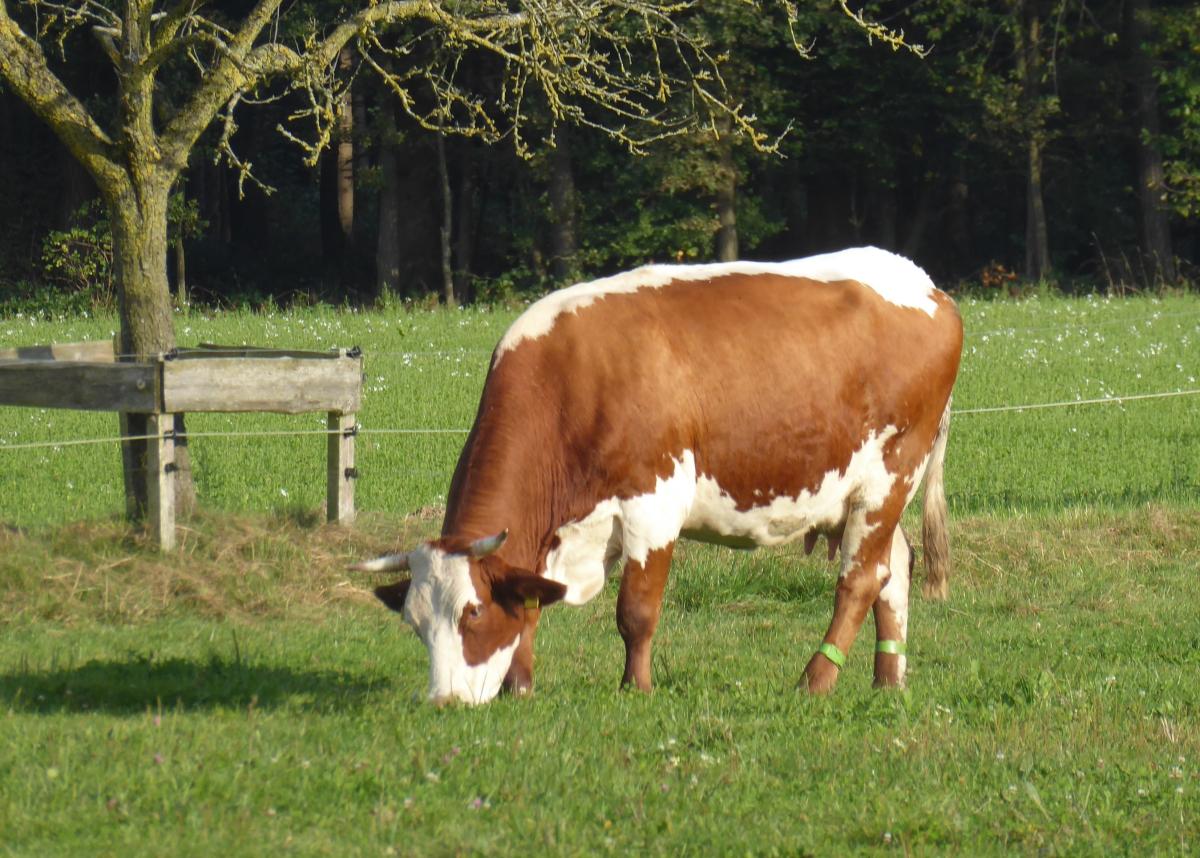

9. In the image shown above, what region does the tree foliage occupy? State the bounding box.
[0,0,1196,312]
[1153,3,1200,219]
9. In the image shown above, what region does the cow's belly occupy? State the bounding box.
[543,429,900,603]
[681,474,846,548]
[684,426,899,548]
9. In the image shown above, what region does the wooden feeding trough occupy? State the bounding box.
[0,340,363,549]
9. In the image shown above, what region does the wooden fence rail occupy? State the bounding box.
[0,340,363,550]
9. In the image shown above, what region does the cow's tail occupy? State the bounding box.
[921,401,953,600]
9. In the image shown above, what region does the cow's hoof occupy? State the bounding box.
[801,655,839,694]
[501,670,533,697]
[872,652,906,689]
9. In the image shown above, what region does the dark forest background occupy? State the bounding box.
[2,0,1197,309]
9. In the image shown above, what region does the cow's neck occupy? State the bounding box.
[440,416,566,575]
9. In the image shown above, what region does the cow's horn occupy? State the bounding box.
[467,530,508,558]
[349,552,411,573]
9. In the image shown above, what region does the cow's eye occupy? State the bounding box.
[466,603,484,621]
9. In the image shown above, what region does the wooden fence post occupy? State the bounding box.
[1,341,362,541]
[118,412,141,520]
[146,412,176,550]
[327,412,356,524]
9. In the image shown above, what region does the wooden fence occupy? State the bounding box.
[0,340,363,550]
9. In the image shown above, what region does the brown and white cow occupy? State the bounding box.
[356,247,963,704]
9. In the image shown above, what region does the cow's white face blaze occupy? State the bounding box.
[400,545,518,705]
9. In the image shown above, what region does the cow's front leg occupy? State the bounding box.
[872,526,912,688]
[803,515,894,694]
[616,543,675,692]
[502,608,541,696]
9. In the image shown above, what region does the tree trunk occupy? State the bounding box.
[174,237,187,308]
[110,185,175,358]
[1125,0,1176,285]
[549,127,579,282]
[435,135,455,306]
[352,62,370,255]
[1024,135,1051,280]
[902,183,936,258]
[946,159,973,278]
[715,129,739,262]
[108,180,196,518]
[872,184,898,250]
[453,142,475,304]
[58,150,93,227]
[375,100,402,301]
[336,46,356,289]
[1015,0,1051,281]
[320,150,344,283]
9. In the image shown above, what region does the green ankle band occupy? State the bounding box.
[817,642,847,668]
[876,639,906,656]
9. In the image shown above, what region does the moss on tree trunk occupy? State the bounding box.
[108,183,196,519]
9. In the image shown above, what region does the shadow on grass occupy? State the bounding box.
[0,653,392,715]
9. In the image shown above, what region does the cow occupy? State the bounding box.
[355,246,963,705]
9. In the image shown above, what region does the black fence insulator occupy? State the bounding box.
[343,424,358,438]
[164,463,178,474]
[344,467,359,480]
[346,346,362,359]
[164,348,179,360]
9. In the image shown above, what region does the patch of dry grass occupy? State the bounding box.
[0,508,443,625]
[4,502,1196,629]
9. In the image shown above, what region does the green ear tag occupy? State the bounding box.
[817,642,847,668]
[876,640,906,656]
[524,597,539,611]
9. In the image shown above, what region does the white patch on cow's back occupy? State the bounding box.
[494,247,937,362]
[400,546,517,705]
[777,247,937,316]
[540,430,902,601]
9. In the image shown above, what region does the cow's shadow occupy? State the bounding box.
[0,654,392,715]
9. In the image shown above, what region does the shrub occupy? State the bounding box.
[40,200,115,308]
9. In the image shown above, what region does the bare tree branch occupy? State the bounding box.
[152,0,210,48]
[837,0,928,56]
[6,0,924,206]
[0,0,123,187]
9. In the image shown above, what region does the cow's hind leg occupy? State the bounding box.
[872,526,913,688]
[803,505,898,694]
[616,543,675,692]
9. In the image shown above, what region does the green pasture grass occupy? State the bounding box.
[0,505,1197,855]
[0,292,1197,854]
[0,292,1198,528]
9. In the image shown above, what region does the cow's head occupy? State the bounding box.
[367,532,566,705]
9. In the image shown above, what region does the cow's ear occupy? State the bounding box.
[374,579,412,613]
[493,574,567,609]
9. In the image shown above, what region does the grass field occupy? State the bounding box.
[1,292,1198,855]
